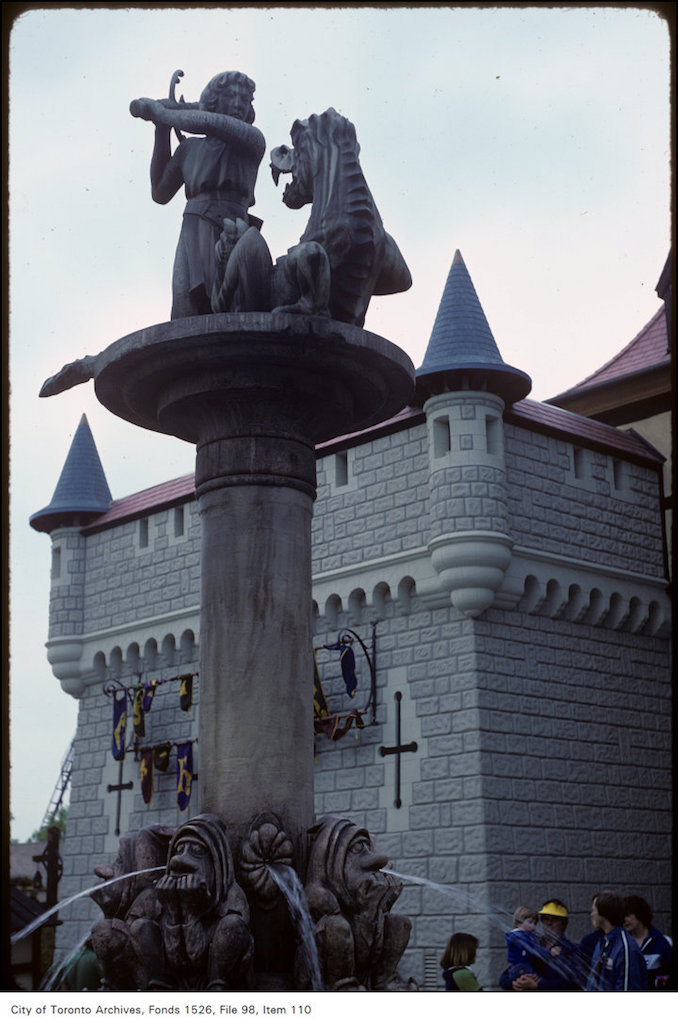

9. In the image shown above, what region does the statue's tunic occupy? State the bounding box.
[173,135,262,317]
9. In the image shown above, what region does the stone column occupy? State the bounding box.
[92,312,414,856]
[195,430,317,853]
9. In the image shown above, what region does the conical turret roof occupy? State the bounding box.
[30,414,112,533]
[417,250,532,404]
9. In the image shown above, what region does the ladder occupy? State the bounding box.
[40,736,75,829]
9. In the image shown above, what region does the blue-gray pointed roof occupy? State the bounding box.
[417,250,532,404]
[30,414,113,533]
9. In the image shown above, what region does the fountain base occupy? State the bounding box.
[88,813,411,991]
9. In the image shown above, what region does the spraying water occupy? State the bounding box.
[385,868,594,990]
[11,866,166,946]
[267,863,324,990]
[385,868,515,927]
[38,931,91,990]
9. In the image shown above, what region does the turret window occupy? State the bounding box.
[567,444,603,495]
[335,451,349,487]
[485,414,501,456]
[318,448,359,494]
[573,446,586,479]
[433,417,451,458]
[51,546,62,580]
[613,459,627,492]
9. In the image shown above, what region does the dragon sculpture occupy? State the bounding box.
[212,107,412,326]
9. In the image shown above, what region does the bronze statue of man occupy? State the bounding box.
[130,71,266,318]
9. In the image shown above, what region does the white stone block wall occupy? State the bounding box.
[48,411,671,990]
[503,421,666,575]
[48,526,87,638]
[82,502,201,635]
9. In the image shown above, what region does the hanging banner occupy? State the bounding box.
[313,651,330,719]
[323,642,358,698]
[140,748,153,805]
[315,709,365,742]
[112,691,127,761]
[179,674,193,712]
[176,742,193,811]
[133,686,145,739]
[142,680,158,713]
[154,742,171,773]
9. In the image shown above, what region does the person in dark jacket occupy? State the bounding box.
[537,898,587,989]
[578,928,604,968]
[624,895,672,989]
[586,891,648,991]
[499,898,589,990]
[504,906,562,987]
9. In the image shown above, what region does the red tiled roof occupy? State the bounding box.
[316,404,425,453]
[552,307,669,398]
[83,473,195,532]
[507,399,663,463]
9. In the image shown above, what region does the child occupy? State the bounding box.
[440,932,482,990]
[505,906,560,984]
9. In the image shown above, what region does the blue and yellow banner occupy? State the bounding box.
[112,691,127,761]
[133,686,145,739]
[176,742,193,811]
[323,642,358,698]
[142,679,158,712]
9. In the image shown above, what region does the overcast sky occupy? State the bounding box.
[7,4,671,842]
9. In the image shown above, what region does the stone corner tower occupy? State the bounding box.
[29,414,112,697]
[416,250,532,617]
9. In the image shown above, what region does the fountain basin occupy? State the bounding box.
[92,312,416,446]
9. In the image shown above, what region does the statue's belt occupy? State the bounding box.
[185,193,248,213]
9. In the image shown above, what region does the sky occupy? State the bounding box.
[7,3,672,842]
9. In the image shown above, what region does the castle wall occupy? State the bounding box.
[82,502,201,636]
[50,407,671,989]
[312,419,431,572]
[503,418,667,576]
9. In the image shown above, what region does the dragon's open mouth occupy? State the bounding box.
[270,143,294,186]
[270,143,309,209]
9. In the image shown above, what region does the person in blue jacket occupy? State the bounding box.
[503,906,562,986]
[586,891,648,991]
[499,898,591,990]
[578,928,604,969]
[624,895,673,989]
[537,899,588,990]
